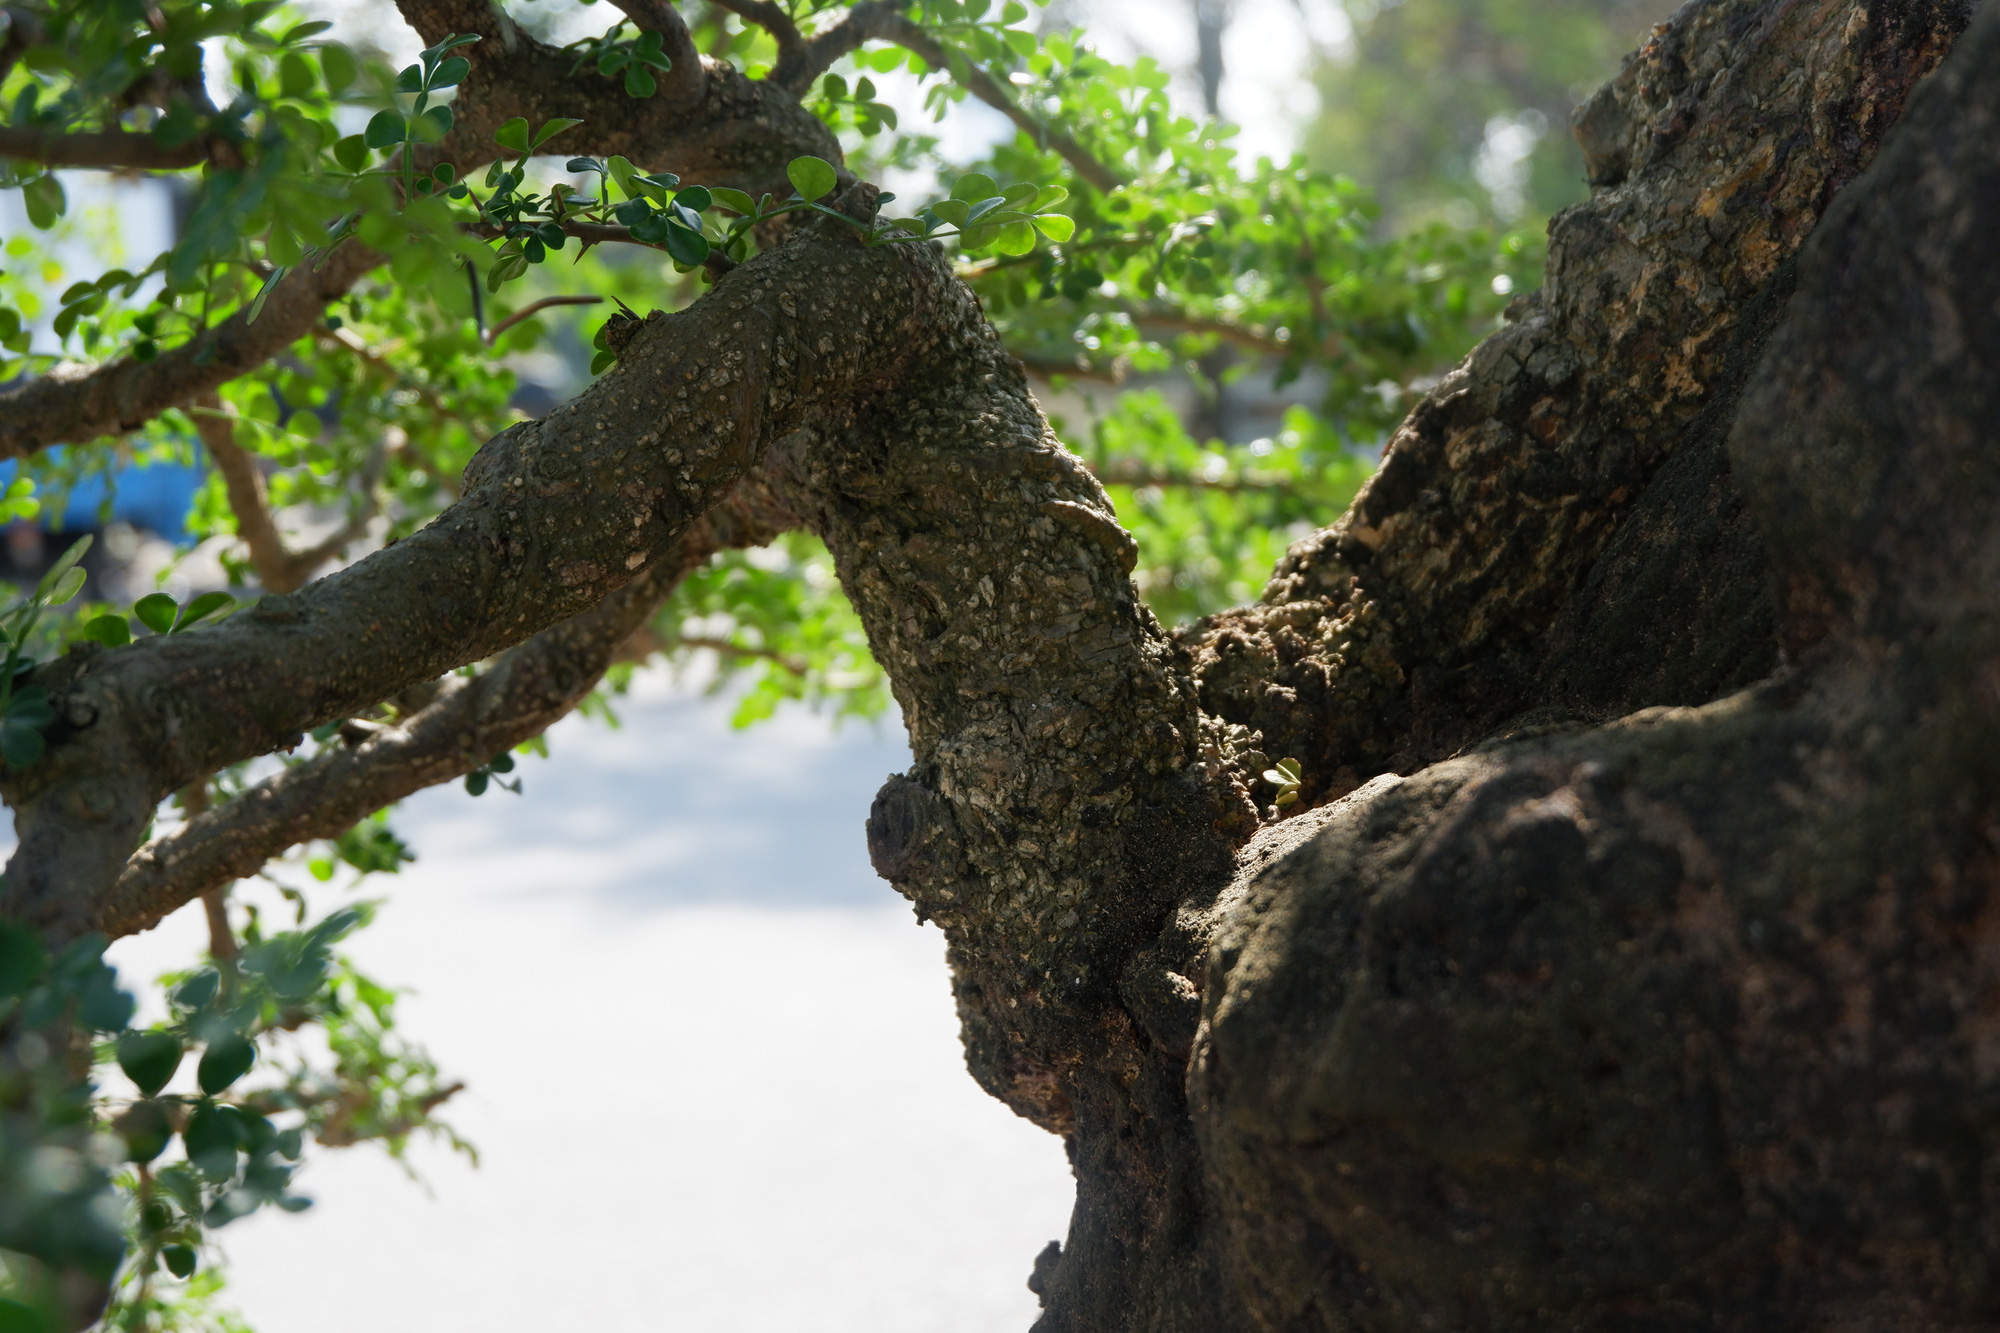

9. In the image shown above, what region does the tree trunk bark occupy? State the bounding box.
[1158,0,2000,1327]
[849,0,1985,1326]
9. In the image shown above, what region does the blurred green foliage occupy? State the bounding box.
[1306,0,1669,227]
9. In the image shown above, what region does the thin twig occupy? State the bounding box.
[884,17,1123,193]
[487,294,604,346]
[671,635,809,675]
[178,779,237,963]
[192,392,383,593]
[473,218,737,277]
[1014,350,1127,384]
[0,124,209,170]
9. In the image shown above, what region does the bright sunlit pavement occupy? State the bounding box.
[100,672,1075,1333]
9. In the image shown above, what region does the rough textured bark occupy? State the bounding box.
[398,0,842,199]
[95,472,796,940]
[0,198,920,936]
[1180,0,1963,799]
[1184,4,2000,1331]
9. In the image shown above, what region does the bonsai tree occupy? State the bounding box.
[0,0,1993,1327]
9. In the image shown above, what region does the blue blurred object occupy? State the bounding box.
[0,449,205,542]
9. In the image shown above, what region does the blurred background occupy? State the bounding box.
[0,0,1672,1326]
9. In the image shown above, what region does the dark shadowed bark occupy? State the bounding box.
[1185,4,2000,1330]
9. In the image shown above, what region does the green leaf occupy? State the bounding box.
[532,117,584,150]
[197,1036,256,1095]
[81,614,131,647]
[590,348,617,375]
[333,134,367,172]
[709,187,757,216]
[173,969,220,1011]
[951,172,999,203]
[960,223,1000,251]
[995,219,1037,255]
[22,173,65,230]
[1,723,43,770]
[0,923,46,999]
[320,42,358,93]
[464,771,489,796]
[432,55,471,88]
[787,155,838,202]
[1033,213,1076,242]
[930,199,970,228]
[628,211,670,245]
[1031,185,1069,211]
[173,591,236,632]
[162,1245,197,1279]
[117,1031,184,1097]
[36,534,90,601]
[675,185,712,213]
[412,105,454,142]
[363,109,407,150]
[44,566,85,606]
[494,116,529,153]
[624,64,656,97]
[184,1103,237,1181]
[606,154,640,200]
[7,688,54,730]
[133,593,179,635]
[663,222,710,268]
[116,1099,173,1164]
[278,51,315,98]
[394,63,423,93]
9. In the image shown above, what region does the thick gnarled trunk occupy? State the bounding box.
[1181,2,2000,1330]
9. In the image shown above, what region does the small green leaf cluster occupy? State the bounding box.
[85,902,464,1319]
[0,3,416,376]
[0,534,90,769]
[563,22,675,98]
[654,532,889,729]
[462,751,521,798]
[880,172,1072,255]
[305,811,416,883]
[340,31,480,207]
[1263,757,1304,809]
[812,72,899,138]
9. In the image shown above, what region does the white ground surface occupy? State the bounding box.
[103,673,1076,1333]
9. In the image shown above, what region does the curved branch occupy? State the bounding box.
[0,191,941,938]
[604,0,707,108]
[92,475,797,941]
[0,125,208,170]
[0,240,382,460]
[709,0,809,83]
[487,294,603,345]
